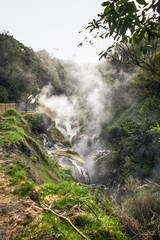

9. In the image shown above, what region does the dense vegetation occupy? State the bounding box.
[93,46,160,239]
[0,31,74,103]
[84,0,160,184]
[98,45,160,182]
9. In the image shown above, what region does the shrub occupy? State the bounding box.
[65,140,72,148]
[116,177,160,239]
[123,177,160,223]
[0,86,8,102]
[23,112,52,134]
[2,108,30,132]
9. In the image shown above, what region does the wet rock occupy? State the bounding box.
[57,122,67,131]
[94,150,111,160]
[92,151,118,186]
[40,134,52,148]
[52,150,90,184]
[71,134,81,145]
[87,138,92,147]
[47,126,66,145]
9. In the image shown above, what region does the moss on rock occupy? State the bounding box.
[47,126,65,144]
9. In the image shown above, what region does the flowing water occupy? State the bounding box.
[40,108,111,185]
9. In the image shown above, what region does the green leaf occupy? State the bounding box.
[152,31,160,38]
[102,1,110,7]
[104,6,110,14]
[137,49,141,58]
[135,0,146,5]
[133,35,140,44]
[143,41,147,47]
[138,28,146,40]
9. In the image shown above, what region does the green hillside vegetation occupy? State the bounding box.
[94,46,160,239]
[98,43,160,184]
[0,31,75,103]
[0,31,160,239]
[0,108,127,240]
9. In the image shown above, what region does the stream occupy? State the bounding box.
[40,114,111,185]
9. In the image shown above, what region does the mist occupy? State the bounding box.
[38,59,132,180]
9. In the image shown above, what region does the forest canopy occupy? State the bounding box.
[0,31,73,103]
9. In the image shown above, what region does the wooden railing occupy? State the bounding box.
[16,103,37,113]
[0,103,16,114]
[0,103,37,114]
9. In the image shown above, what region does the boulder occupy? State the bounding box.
[47,126,66,145]
[93,151,119,186]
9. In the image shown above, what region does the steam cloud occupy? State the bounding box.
[38,60,131,180]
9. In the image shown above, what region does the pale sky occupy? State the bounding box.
[0,0,112,62]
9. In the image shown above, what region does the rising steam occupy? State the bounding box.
[38,60,131,180]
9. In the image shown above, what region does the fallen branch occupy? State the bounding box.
[41,204,89,240]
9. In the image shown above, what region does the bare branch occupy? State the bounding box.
[41,204,89,240]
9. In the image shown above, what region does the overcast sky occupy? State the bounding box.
[0,0,113,62]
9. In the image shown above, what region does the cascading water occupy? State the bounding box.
[53,112,110,184]
[40,121,90,184]
[38,62,120,185]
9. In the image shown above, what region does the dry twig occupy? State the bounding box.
[41,204,89,240]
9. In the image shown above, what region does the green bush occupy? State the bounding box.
[23,112,52,134]
[116,177,160,239]
[123,177,160,223]
[2,108,30,132]
[0,86,8,102]
[65,140,72,148]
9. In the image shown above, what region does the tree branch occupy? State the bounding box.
[41,204,89,240]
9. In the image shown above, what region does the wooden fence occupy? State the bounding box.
[16,103,37,113]
[0,103,37,114]
[0,103,16,114]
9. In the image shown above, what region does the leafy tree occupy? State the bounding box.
[0,32,73,102]
[86,0,160,58]
[0,86,8,102]
[0,32,41,102]
[130,50,160,100]
[108,40,160,76]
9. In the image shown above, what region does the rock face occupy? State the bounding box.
[40,129,90,184]
[49,150,90,184]
[92,150,118,186]
[47,126,67,145]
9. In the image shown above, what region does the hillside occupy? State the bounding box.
[0,109,127,240]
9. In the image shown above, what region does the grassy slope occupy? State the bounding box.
[0,109,127,240]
